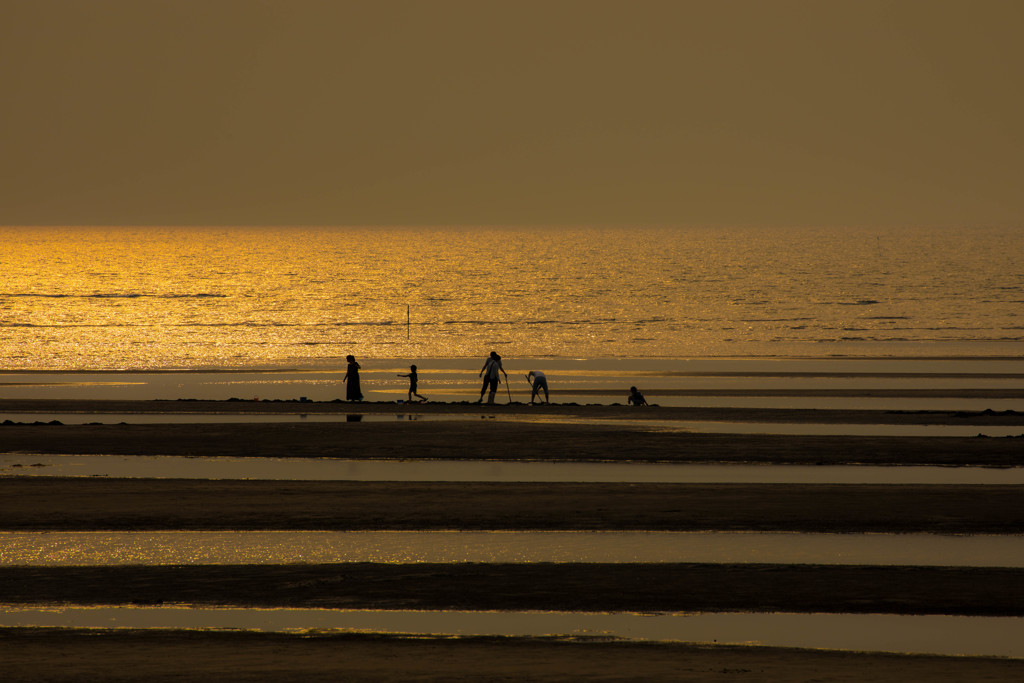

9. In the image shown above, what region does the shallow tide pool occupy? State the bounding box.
[3,530,1022,567]
[1,605,1022,659]
[4,454,1024,484]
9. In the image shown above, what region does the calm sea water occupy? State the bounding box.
[2,226,1022,370]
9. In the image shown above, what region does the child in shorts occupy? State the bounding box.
[398,364,428,403]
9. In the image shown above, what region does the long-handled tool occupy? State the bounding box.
[506,375,513,404]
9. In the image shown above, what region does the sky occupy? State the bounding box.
[2,0,1022,228]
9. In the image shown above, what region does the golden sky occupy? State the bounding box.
[2,0,1022,227]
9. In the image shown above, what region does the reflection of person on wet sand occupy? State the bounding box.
[627,386,648,406]
[398,364,428,403]
[526,370,549,404]
[343,355,363,402]
[477,351,508,404]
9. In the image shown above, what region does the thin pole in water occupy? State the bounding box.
[407,304,410,340]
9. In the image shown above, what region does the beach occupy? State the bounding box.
[2,390,1024,680]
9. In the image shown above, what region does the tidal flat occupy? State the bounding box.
[2,395,1024,680]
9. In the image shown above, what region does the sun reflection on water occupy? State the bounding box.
[3,226,1023,370]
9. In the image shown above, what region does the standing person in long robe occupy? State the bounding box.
[344,355,363,402]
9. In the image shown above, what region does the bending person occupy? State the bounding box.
[526,370,549,404]
[627,385,648,406]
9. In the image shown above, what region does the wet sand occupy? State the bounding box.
[3,479,1023,533]
[3,397,1024,423]
[4,629,1023,682]
[3,421,1024,466]
[3,398,1024,678]
[3,564,1023,615]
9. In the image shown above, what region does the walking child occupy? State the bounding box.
[398,364,428,403]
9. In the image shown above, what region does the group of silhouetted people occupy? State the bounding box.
[342,351,650,406]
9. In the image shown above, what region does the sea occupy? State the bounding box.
[1,225,1022,371]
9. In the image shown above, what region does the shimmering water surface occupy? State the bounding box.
[4,531,1023,567]
[3,226,1023,369]
[2,606,1022,659]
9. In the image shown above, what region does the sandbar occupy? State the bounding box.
[2,420,1023,466]
[3,397,1024,423]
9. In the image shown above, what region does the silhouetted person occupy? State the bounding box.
[344,354,363,402]
[526,370,549,404]
[398,364,428,403]
[477,351,508,404]
[627,385,648,406]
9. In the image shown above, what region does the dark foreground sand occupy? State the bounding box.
[3,564,1023,615]
[3,399,1023,679]
[5,629,1023,683]
[3,421,1024,466]
[3,479,1023,533]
